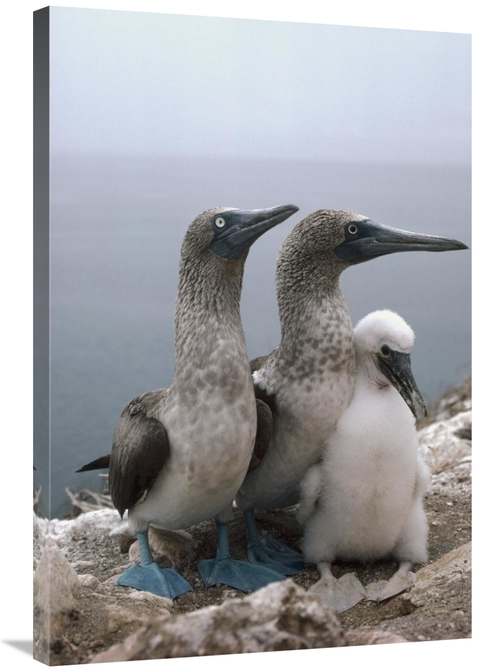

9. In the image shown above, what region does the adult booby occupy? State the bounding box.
[78,204,298,598]
[236,210,467,573]
[298,310,430,612]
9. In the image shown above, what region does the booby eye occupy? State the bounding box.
[347,224,358,235]
[214,216,226,228]
[380,344,391,358]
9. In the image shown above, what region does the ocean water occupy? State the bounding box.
[35,154,471,518]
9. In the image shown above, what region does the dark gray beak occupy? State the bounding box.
[210,204,299,260]
[335,219,468,265]
[376,349,427,420]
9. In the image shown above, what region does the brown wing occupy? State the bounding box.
[247,398,273,473]
[109,395,169,518]
[76,454,111,472]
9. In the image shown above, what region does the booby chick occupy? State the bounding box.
[78,204,298,598]
[297,310,430,613]
[236,210,467,574]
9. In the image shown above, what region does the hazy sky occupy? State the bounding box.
[50,7,471,163]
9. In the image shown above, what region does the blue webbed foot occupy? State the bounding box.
[197,557,285,593]
[117,562,192,599]
[197,520,286,593]
[245,509,303,574]
[247,537,303,574]
[116,529,192,599]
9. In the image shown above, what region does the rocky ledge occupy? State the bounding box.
[33,376,471,665]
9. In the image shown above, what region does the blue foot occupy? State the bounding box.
[245,509,303,574]
[197,520,286,593]
[117,562,192,599]
[197,557,285,593]
[116,529,192,599]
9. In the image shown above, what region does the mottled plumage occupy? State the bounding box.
[238,212,367,514]
[113,209,258,535]
[77,204,298,597]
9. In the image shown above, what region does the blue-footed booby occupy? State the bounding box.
[298,310,430,613]
[77,204,298,598]
[236,210,467,573]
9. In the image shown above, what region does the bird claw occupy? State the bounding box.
[308,573,366,614]
[364,569,416,602]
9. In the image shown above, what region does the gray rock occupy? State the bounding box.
[33,539,81,663]
[345,627,408,646]
[427,376,471,422]
[34,539,80,615]
[78,574,101,589]
[403,542,471,611]
[91,579,346,662]
[103,604,154,636]
[419,410,471,476]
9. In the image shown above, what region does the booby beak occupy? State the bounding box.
[376,350,427,420]
[335,219,468,265]
[210,204,299,260]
